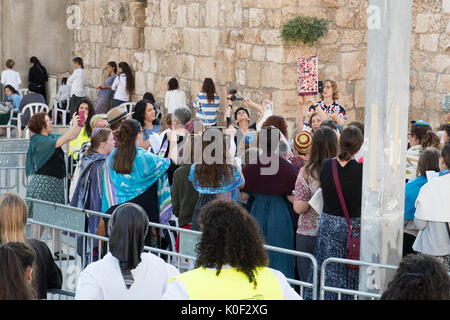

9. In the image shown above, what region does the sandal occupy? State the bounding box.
[54,251,75,260]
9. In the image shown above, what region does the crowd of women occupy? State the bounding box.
[0,55,449,300]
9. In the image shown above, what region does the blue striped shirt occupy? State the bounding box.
[193,93,220,127]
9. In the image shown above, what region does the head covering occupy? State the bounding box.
[294,131,313,155]
[108,203,149,289]
[411,120,430,127]
[107,105,129,125]
[91,128,102,138]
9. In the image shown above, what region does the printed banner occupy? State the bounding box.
[297,56,318,96]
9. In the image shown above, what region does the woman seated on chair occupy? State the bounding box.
[0,85,22,127]
[101,119,178,248]
[18,82,46,129]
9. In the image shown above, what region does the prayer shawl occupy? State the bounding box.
[101,148,173,225]
[297,56,318,96]
[26,133,61,177]
[70,152,106,212]
[188,163,244,201]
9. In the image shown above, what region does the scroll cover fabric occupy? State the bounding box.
[297,56,318,96]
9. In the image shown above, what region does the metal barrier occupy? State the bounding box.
[0,139,29,195]
[320,257,399,300]
[24,197,320,300]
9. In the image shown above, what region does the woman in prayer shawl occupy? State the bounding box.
[25,112,82,260]
[188,127,245,231]
[70,128,115,264]
[241,127,298,280]
[75,203,179,299]
[101,119,177,248]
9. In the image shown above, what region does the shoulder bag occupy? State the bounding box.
[332,158,360,270]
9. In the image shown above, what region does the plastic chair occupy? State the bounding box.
[118,102,136,116]
[5,108,21,138]
[21,103,49,138]
[52,95,70,125]
[18,88,29,97]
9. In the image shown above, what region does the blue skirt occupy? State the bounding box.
[247,193,295,280]
[305,212,361,300]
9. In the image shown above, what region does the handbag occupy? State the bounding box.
[332,158,360,270]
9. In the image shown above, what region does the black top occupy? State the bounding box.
[26,239,63,299]
[35,147,66,179]
[28,65,48,86]
[320,158,363,218]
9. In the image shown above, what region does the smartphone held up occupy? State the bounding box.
[78,109,86,127]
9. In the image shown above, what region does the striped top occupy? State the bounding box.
[193,92,220,127]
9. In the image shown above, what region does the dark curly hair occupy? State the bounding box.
[381,254,450,300]
[195,199,269,289]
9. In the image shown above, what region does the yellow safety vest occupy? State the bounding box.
[69,126,90,158]
[171,267,283,300]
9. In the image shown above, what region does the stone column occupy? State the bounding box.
[359,0,413,295]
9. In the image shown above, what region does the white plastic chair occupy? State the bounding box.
[21,103,49,138]
[118,102,136,116]
[18,88,29,97]
[52,95,70,125]
[5,108,21,138]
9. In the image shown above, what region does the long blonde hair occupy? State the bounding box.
[0,192,27,244]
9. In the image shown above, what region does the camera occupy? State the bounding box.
[228,89,244,102]
[318,80,324,94]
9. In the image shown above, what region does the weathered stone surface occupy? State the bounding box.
[73,0,447,132]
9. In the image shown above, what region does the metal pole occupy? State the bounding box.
[359,0,413,295]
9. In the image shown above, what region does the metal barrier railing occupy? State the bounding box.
[320,257,399,300]
[24,197,320,300]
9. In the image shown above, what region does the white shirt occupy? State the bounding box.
[1,69,21,90]
[165,90,187,114]
[67,68,86,97]
[75,252,180,300]
[412,174,450,256]
[161,266,302,300]
[112,73,129,102]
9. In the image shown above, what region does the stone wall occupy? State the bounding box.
[0,0,73,88]
[73,0,450,137]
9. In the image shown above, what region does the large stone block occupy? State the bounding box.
[205,0,219,27]
[418,34,440,52]
[260,29,282,46]
[246,61,262,88]
[335,7,356,28]
[261,62,283,88]
[252,46,266,61]
[112,26,141,49]
[249,8,266,28]
[236,42,253,59]
[341,51,366,80]
[437,74,450,92]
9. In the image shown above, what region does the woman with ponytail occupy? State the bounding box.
[101,119,177,248]
[111,61,135,108]
[305,126,364,300]
[0,242,36,300]
[405,120,441,181]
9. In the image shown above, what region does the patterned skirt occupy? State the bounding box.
[26,174,65,218]
[304,212,361,300]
